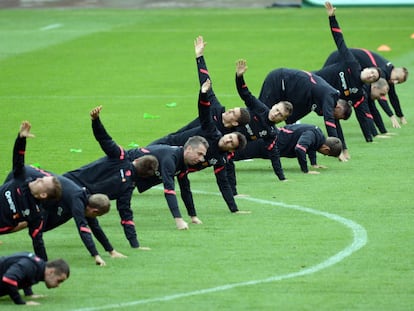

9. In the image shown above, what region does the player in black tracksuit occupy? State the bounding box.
[0,252,69,305]
[227,124,340,193]
[0,122,56,261]
[5,165,118,265]
[233,59,285,184]
[127,140,206,229]
[324,47,408,129]
[172,37,250,136]
[312,3,381,149]
[149,80,245,214]
[64,106,158,249]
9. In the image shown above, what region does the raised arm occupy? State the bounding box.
[90,105,125,159]
[12,121,34,177]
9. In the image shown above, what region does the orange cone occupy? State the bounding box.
[377,44,391,52]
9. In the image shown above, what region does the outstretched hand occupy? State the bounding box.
[90,105,103,120]
[194,35,206,58]
[325,1,335,16]
[19,121,35,138]
[236,59,248,77]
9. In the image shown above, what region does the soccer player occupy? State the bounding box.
[312,2,381,158]
[4,165,125,266]
[0,121,62,256]
[233,58,292,185]
[0,251,69,305]
[172,36,251,135]
[64,106,159,249]
[128,136,209,230]
[362,78,391,139]
[227,124,342,194]
[323,47,409,127]
[149,78,248,215]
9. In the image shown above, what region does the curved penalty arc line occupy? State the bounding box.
[72,191,367,311]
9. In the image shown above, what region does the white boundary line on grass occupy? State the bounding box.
[72,191,367,311]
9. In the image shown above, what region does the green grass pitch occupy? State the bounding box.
[0,5,413,311]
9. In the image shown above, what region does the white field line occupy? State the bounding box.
[71,189,367,311]
[40,23,63,31]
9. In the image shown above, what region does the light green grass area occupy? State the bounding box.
[0,6,413,311]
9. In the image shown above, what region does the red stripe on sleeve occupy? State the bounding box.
[31,220,43,238]
[296,144,307,152]
[2,276,18,287]
[164,189,176,195]
[325,121,337,128]
[80,226,92,233]
[332,27,342,33]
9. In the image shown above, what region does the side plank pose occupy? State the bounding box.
[312,1,381,158]
[128,135,209,230]
[64,106,159,250]
[5,165,125,267]
[0,121,62,259]
[324,47,409,127]
[149,36,249,214]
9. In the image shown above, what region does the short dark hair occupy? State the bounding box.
[325,137,343,157]
[281,101,293,117]
[234,132,247,150]
[46,176,62,201]
[337,99,353,120]
[46,258,70,278]
[237,108,251,127]
[133,155,159,178]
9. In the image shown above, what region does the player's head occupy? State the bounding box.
[390,67,408,84]
[222,107,250,128]
[45,259,70,289]
[85,193,110,217]
[370,78,389,100]
[360,67,381,83]
[218,132,247,152]
[133,155,159,178]
[268,101,293,123]
[318,137,343,157]
[29,176,62,201]
[334,99,352,120]
[183,135,209,166]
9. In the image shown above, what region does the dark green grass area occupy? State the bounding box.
[0,6,413,311]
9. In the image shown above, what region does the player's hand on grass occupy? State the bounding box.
[94,255,106,266]
[28,294,46,299]
[26,301,40,306]
[234,210,252,214]
[390,115,401,128]
[307,170,320,175]
[400,116,407,125]
[109,250,127,258]
[191,216,203,225]
[175,218,189,230]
